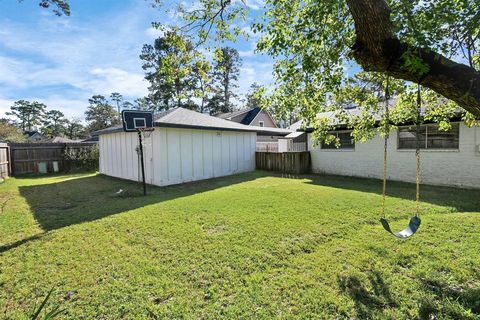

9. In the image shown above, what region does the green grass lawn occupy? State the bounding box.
[0,171,479,319]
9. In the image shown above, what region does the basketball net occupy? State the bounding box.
[136,127,154,184]
[138,127,154,147]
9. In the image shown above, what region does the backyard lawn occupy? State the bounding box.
[0,171,479,319]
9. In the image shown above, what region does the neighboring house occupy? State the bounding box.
[25,131,45,142]
[45,136,82,143]
[304,109,480,189]
[97,107,291,187]
[288,119,304,132]
[82,134,99,143]
[216,107,278,128]
[278,131,308,152]
[217,107,287,146]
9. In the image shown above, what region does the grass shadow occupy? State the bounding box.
[2,172,262,253]
[300,173,480,213]
[418,277,480,319]
[338,271,480,319]
[338,271,398,319]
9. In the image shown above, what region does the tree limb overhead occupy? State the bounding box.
[347,0,480,117]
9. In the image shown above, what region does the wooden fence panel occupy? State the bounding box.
[0,143,10,179]
[9,143,97,175]
[255,151,311,174]
[256,142,279,152]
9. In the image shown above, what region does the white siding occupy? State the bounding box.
[308,124,480,189]
[99,128,256,186]
[99,132,139,181]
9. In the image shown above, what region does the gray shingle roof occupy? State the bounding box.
[215,108,251,120]
[96,108,292,136]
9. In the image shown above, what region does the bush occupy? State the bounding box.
[62,145,99,172]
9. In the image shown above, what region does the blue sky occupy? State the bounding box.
[0,0,272,120]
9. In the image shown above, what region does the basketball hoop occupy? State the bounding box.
[121,110,155,196]
[138,127,155,139]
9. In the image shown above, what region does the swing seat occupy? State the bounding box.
[380,216,421,238]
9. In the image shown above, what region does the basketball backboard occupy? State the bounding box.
[121,110,154,132]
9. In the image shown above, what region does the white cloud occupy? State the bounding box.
[34,96,88,119]
[233,0,265,10]
[234,61,273,107]
[145,27,165,38]
[0,99,14,118]
[239,49,255,58]
[0,95,87,119]
[88,68,148,97]
[0,55,148,100]
[0,0,275,115]
[0,3,157,118]
[241,26,260,39]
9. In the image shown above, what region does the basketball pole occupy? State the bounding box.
[138,130,147,196]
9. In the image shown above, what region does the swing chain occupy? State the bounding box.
[415,84,422,217]
[381,76,390,218]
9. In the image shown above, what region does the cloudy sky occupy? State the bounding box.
[0,0,272,120]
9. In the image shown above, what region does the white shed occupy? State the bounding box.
[97,108,282,186]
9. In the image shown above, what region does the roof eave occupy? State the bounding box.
[302,116,466,133]
[155,122,258,133]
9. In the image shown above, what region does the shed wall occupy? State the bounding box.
[99,128,256,186]
[308,124,480,189]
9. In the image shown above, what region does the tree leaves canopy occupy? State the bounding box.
[84,95,119,132]
[156,0,480,141]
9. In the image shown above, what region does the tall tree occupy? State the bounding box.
[122,101,134,110]
[133,97,153,111]
[140,30,198,111]
[244,83,266,109]
[64,118,85,140]
[84,95,119,132]
[7,100,46,132]
[210,47,242,114]
[110,92,123,114]
[42,109,66,137]
[205,94,224,115]
[192,57,212,113]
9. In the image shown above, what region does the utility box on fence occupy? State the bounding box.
[37,162,48,174]
[53,161,59,172]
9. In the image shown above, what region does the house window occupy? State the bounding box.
[398,123,460,150]
[321,131,355,150]
[259,121,264,127]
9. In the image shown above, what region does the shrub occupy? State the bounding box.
[62,145,99,172]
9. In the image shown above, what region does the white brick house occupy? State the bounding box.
[308,122,480,189]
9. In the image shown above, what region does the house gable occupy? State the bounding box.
[249,110,277,128]
[217,107,278,128]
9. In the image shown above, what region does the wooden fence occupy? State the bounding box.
[256,142,279,152]
[256,151,311,174]
[288,142,308,152]
[258,141,308,153]
[0,143,10,179]
[9,143,98,175]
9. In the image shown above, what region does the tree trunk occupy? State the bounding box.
[346,0,480,117]
[224,75,229,112]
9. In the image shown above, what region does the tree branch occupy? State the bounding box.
[347,0,480,117]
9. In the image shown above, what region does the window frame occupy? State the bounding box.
[321,130,355,151]
[258,121,264,127]
[397,122,460,151]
